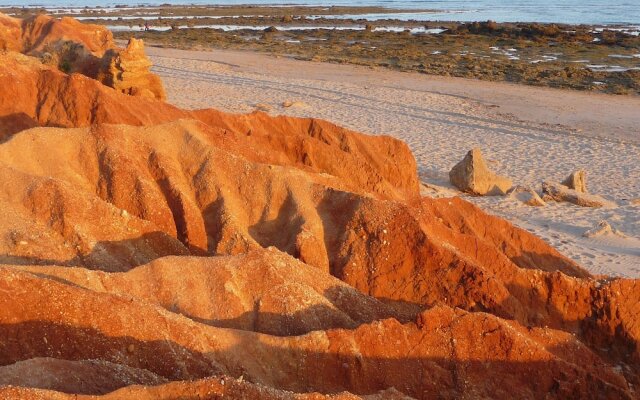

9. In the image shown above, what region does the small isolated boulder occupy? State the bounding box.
[449,148,512,195]
[583,220,627,238]
[542,182,615,208]
[282,100,308,108]
[561,170,587,193]
[508,185,546,206]
[254,103,273,112]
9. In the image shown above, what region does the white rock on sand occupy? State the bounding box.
[147,47,640,278]
[583,220,627,238]
[541,181,615,208]
[282,100,308,108]
[508,185,546,206]
[562,170,588,193]
[449,148,513,195]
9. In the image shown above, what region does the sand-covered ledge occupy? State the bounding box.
[148,46,640,277]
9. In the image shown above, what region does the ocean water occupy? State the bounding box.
[2,0,640,26]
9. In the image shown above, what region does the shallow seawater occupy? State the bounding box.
[2,0,640,25]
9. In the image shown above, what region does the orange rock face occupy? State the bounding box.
[19,14,114,55]
[0,51,180,138]
[0,377,411,399]
[0,13,164,100]
[0,13,21,51]
[0,20,638,400]
[0,265,636,399]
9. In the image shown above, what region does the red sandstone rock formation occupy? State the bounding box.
[0,51,181,138]
[0,13,165,100]
[14,251,409,336]
[0,266,636,399]
[0,13,21,51]
[0,25,638,398]
[101,38,166,100]
[1,12,113,79]
[0,378,411,399]
[18,14,113,55]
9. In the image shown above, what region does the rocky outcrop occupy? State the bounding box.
[449,148,512,195]
[2,94,637,391]
[0,51,181,138]
[101,38,166,100]
[562,169,587,193]
[0,13,164,100]
[0,358,167,395]
[0,13,113,79]
[0,266,636,399]
[1,13,112,56]
[0,53,419,202]
[542,181,615,208]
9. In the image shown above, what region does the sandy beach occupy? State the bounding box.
[148,46,640,277]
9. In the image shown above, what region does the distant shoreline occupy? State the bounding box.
[0,4,438,18]
[3,1,640,25]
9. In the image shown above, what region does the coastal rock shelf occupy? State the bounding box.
[0,14,638,400]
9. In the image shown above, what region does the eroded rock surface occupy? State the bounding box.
[0,13,165,100]
[0,20,638,400]
[102,38,166,100]
[0,378,413,400]
[0,266,637,399]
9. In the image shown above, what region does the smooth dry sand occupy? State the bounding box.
[147,46,640,278]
